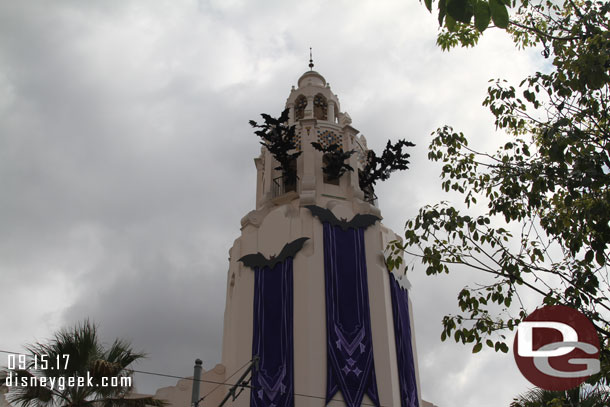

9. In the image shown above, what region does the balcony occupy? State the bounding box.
[271,175,299,204]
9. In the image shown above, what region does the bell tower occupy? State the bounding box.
[221,66,422,407]
[253,68,374,211]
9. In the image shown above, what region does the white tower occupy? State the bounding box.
[221,67,422,407]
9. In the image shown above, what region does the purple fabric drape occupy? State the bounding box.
[323,223,380,407]
[251,258,294,407]
[389,272,419,407]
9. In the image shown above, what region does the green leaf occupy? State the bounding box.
[447,0,473,24]
[472,342,483,353]
[585,249,594,263]
[474,0,491,31]
[489,0,509,28]
[445,15,458,32]
[596,250,605,266]
[425,0,433,12]
[438,0,447,25]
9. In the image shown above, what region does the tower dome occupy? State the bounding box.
[297,70,327,88]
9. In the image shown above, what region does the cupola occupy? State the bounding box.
[253,65,375,212]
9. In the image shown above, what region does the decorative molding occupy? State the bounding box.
[321,193,346,200]
[299,190,316,206]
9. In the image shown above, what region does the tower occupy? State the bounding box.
[221,67,422,407]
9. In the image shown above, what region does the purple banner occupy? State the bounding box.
[323,223,380,407]
[251,258,294,407]
[389,272,419,407]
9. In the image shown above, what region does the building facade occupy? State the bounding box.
[155,67,424,407]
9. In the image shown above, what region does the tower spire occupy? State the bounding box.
[309,47,314,71]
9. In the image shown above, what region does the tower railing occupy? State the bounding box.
[272,174,298,198]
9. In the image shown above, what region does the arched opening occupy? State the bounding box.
[314,94,328,120]
[272,157,298,197]
[295,95,307,120]
[323,153,340,185]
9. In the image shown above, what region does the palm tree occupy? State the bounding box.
[3,320,166,407]
[510,383,610,407]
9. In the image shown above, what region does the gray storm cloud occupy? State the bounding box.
[0,1,538,405]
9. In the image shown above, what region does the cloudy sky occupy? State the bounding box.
[0,1,545,406]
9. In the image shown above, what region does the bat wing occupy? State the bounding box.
[349,213,381,230]
[276,237,309,264]
[305,205,340,225]
[238,253,269,270]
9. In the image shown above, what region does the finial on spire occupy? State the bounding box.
[309,47,314,71]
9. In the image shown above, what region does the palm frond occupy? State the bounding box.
[101,396,168,407]
[6,320,164,407]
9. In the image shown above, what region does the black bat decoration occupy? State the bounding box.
[238,237,309,270]
[305,205,380,231]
